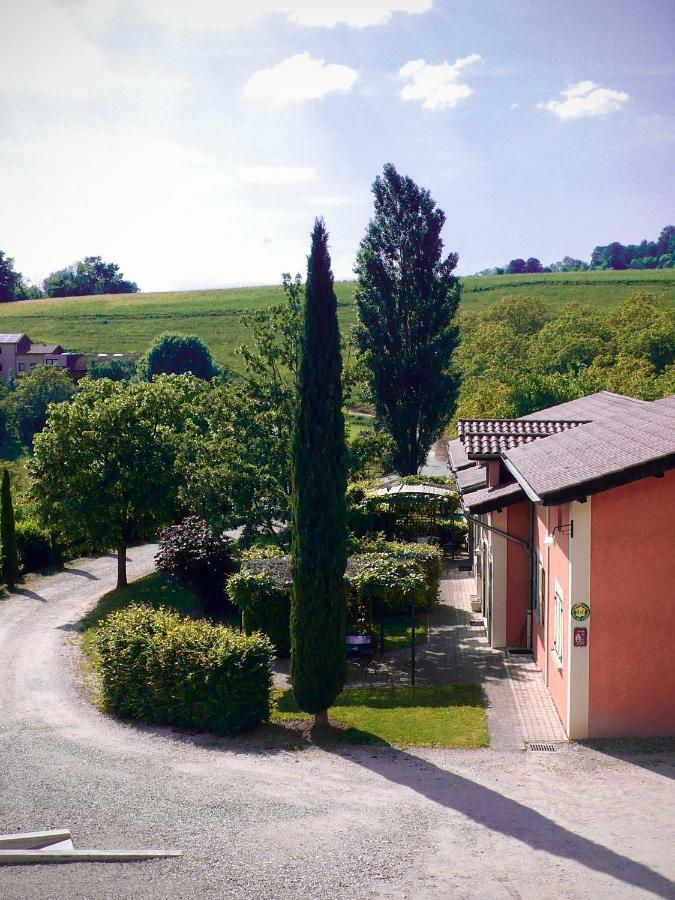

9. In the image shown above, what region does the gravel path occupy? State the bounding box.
[1,548,674,899]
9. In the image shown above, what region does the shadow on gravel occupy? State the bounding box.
[578,738,675,779]
[64,567,101,581]
[341,745,675,899]
[11,587,47,603]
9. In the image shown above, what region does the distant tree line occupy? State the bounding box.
[478,224,675,276]
[0,252,139,302]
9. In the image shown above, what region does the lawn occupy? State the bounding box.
[272,685,488,748]
[380,615,428,652]
[0,270,671,371]
[344,409,374,437]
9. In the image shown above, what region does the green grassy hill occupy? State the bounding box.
[0,270,672,371]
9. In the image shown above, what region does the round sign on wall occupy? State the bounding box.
[571,602,590,622]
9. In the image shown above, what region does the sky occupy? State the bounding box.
[1,0,674,291]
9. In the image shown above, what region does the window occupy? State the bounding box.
[46,358,56,365]
[18,363,24,371]
[533,554,545,624]
[553,586,564,667]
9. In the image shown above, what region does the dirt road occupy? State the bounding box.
[1,548,674,899]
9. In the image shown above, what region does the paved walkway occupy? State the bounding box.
[352,560,566,749]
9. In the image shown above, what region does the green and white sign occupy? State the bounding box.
[571,602,590,622]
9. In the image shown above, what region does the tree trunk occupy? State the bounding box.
[313,709,329,728]
[117,541,127,589]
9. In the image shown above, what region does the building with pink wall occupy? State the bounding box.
[449,391,675,739]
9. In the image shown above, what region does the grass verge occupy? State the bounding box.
[380,615,428,652]
[272,685,488,748]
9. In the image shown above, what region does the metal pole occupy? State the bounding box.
[410,601,416,686]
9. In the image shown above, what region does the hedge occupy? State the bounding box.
[94,605,274,734]
[228,541,442,651]
[16,519,58,573]
[226,568,290,655]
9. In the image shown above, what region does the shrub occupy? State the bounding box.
[95,605,273,734]
[227,568,290,655]
[347,554,429,617]
[16,518,57,572]
[155,517,234,618]
[355,537,442,605]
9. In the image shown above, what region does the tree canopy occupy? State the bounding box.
[30,376,207,587]
[43,256,138,297]
[141,332,221,380]
[10,366,77,447]
[354,163,461,475]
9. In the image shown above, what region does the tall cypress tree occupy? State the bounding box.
[1,468,19,588]
[290,219,348,727]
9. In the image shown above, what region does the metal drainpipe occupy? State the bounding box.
[461,508,533,649]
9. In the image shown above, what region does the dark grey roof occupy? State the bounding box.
[463,481,525,515]
[458,419,586,458]
[455,465,486,494]
[521,390,648,422]
[447,438,473,470]
[27,344,62,354]
[505,396,675,504]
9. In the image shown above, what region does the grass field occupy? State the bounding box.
[0,270,672,371]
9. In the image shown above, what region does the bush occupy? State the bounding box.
[227,568,291,655]
[16,518,57,572]
[228,542,442,650]
[95,605,273,734]
[155,517,234,618]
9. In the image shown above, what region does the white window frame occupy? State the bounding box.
[552,584,564,668]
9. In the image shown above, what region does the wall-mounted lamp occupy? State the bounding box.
[543,521,574,545]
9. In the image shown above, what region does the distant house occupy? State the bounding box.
[449,391,675,739]
[0,334,137,383]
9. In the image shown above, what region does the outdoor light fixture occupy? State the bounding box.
[544,521,574,545]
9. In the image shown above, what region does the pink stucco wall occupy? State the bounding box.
[589,469,675,737]
[532,502,571,733]
[506,501,529,648]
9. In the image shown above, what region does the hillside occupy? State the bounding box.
[0,270,672,371]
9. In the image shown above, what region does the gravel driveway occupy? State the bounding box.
[1,547,674,899]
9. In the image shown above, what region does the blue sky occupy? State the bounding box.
[1,0,673,291]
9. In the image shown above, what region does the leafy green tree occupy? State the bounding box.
[87,357,138,381]
[141,332,220,380]
[291,219,348,726]
[482,294,552,336]
[529,303,612,374]
[0,251,24,302]
[610,292,675,372]
[30,376,206,587]
[10,366,76,447]
[43,256,138,297]
[1,468,20,587]
[525,257,543,273]
[355,163,461,475]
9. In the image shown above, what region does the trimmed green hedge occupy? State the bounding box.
[227,570,290,655]
[95,605,274,734]
[16,518,58,573]
[228,541,442,651]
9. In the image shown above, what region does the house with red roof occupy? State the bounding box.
[448,391,675,739]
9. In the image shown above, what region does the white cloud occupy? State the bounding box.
[0,0,188,98]
[538,80,630,120]
[399,54,482,110]
[85,0,432,30]
[242,53,358,105]
[239,165,319,185]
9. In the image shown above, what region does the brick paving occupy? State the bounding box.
[350,559,566,749]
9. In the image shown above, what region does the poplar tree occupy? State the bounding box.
[354,163,462,475]
[1,469,19,588]
[290,219,348,727]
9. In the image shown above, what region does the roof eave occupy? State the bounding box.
[502,456,542,503]
[535,452,675,506]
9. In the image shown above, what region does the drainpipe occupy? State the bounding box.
[461,508,533,648]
